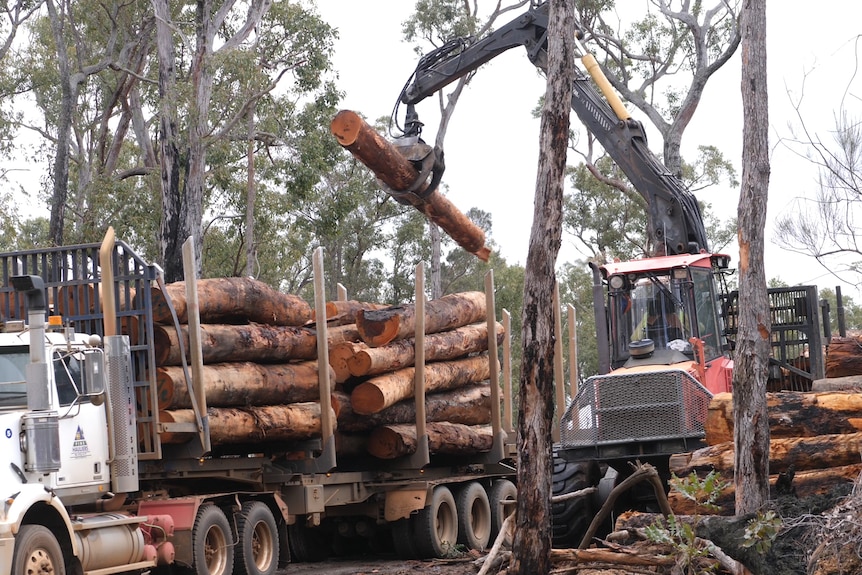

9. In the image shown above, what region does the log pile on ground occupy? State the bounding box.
[329,290,503,460]
[151,277,333,447]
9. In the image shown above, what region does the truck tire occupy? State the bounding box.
[390,517,420,559]
[192,504,234,575]
[287,523,328,562]
[486,479,517,543]
[235,502,278,575]
[456,482,491,551]
[551,451,600,549]
[12,525,67,575]
[413,485,458,558]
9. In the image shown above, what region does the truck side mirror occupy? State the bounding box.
[82,351,106,402]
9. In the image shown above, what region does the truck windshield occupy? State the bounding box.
[0,346,29,408]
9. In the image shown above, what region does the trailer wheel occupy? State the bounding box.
[456,482,492,551]
[413,485,458,558]
[486,479,517,543]
[192,504,234,575]
[390,517,420,559]
[12,525,67,575]
[287,523,328,562]
[235,502,278,575]
[551,451,600,549]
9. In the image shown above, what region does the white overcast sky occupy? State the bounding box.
[316,1,862,298]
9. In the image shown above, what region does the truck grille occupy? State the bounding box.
[559,369,712,448]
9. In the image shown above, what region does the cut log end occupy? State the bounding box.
[350,382,386,415]
[330,110,362,146]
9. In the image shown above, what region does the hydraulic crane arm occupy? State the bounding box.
[398,2,709,257]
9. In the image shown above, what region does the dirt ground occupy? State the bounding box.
[278,556,479,575]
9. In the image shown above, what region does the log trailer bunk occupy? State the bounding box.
[0,239,517,575]
[391,0,824,547]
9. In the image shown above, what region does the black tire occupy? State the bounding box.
[192,504,234,575]
[12,525,67,575]
[456,482,492,551]
[551,451,600,549]
[287,523,329,563]
[413,485,458,558]
[486,479,517,543]
[235,502,278,575]
[390,517,420,559]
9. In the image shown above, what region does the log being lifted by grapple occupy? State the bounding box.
[356,290,488,348]
[330,110,490,262]
[146,276,312,326]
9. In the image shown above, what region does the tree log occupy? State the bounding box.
[356,291,487,347]
[330,110,490,261]
[347,321,504,377]
[367,422,493,459]
[550,547,676,568]
[826,335,862,377]
[326,323,362,346]
[668,463,862,515]
[332,383,492,433]
[159,402,335,445]
[705,391,862,445]
[329,341,368,384]
[153,323,317,366]
[147,277,311,326]
[350,353,495,414]
[670,432,862,476]
[315,300,388,326]
[156,360,329,409]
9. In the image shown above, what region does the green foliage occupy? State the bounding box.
[818,287,862,333]
[742,510,781,554]
[644,515,714,572]
[669,471,730,513]
[402,0,478,49]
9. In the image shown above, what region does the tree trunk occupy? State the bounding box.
[706,391,862,445]
[366,422,493,459]
[160,402,334,445]
[510,2,575,573]
[156,360,328,409]
[332,383,492,433]
[153,323,317,366]
[46,0,72,247]
[356,291,486,347]
[148,277,312,325]
[733,0,771,515]
[349,353,494,414]
[826,336,862,377]
[347,321,503,377]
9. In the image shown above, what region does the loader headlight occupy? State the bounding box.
[609,275,626,290]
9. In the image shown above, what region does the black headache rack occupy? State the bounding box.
[0,241,162,459]
[722,285,824,392]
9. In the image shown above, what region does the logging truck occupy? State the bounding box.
[388,0,825,548]
[0,236,517,575]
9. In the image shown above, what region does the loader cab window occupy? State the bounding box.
[690,267,722,360]
[0,346,28,408]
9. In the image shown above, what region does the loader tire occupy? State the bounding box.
[551,450,600,549]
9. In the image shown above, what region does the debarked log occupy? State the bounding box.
[156,360,331,409]
[330,110,490,261]
[367,422,493,459]
[159,402,335,445]
[348,321,504,377]
[147,276,312,326]
[670,431,862,477]
[350,353,495,414]
[356,291,487,348]
[153,323,318,366]
[706,390,862,445]
[332,383,492,433]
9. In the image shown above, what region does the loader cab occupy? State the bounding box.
[602,253,729,371]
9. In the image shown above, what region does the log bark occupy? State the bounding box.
[330,110,490,261]
[356,291,487,347]
[668,463,862,515]
[156,360,329,409]
[706,391,862,445]
[147,277,312,326]
[160,402,334,445]
[332,383,492,433]
[826,336,862,378]
[316,300,388,326]
[549,547,676,568]
[350,353,495,414]
[367,422,493,459]
[153,323,317,366]
[347,321,504,376]
[670,432,862,477]
[326,323,362,346]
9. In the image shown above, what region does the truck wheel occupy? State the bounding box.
[456,482,491,551]
[235,502,278,575]
[192,504,234,575]
[12,525,67,575]
[486,479,517,543]
[413,485,458,558]
[551,452,600,549]
[390,517,420,559]
[287,523,328,562]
